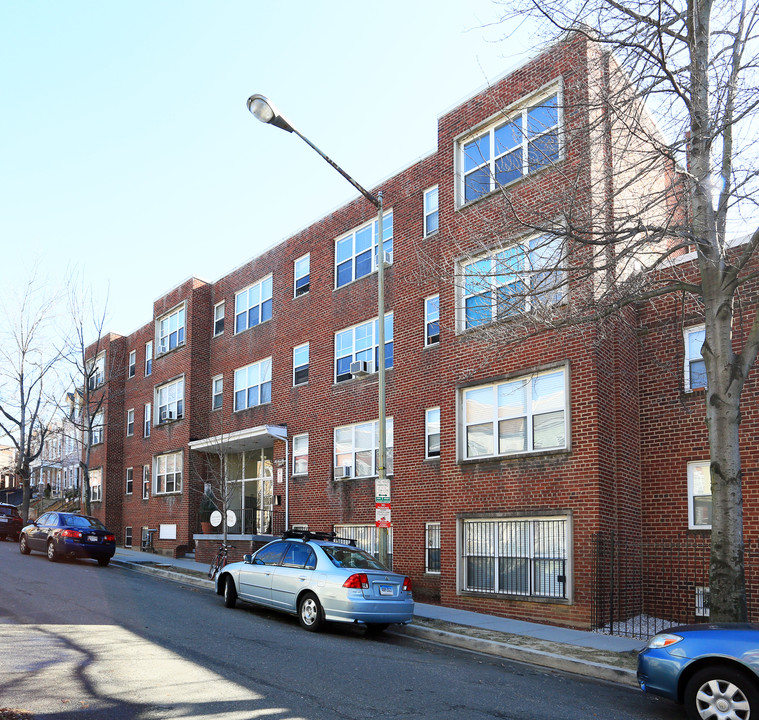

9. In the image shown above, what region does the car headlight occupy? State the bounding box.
[646,633,684,649]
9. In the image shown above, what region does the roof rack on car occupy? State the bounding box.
[282,529,357,546]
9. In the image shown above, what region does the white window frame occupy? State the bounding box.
[90,467,102,502]
[688,460,712,529]
[154,451,182,495]
[234,358,272,411]
[333,417,394,479]
[426,407,440,459]
[293,343,309,386]
[460,367,568,460]
[157,304,186,355]
[335,210,393,289]
[126,408,134,437]
[685,325,707,392]
[214,301,225,337]
[425,295,440,346]
[128,350,136,378]
[335,313,393,383]
[145,341,153,376]
[144,402,151,437]
[88,352,105,389]
[235,275,273,334]
[293,433,309,476]
[457,84,562,206]
[155,376,184,424]
[126,467,133,495]
[125,526,133,547]
[294,253,310,297]
[212,375,223,410]
[142,465,150,499]
[425,522,441,574]
[460,515,570,599]
[424,186,439,237]
[459,235,565,331]
[91,412,104,446]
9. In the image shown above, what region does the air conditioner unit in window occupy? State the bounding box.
[334,465,352,479]
[382,250,393,266]
[350,360,370,377]
[159,409,167,422]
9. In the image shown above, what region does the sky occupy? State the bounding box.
[1,0,539,338]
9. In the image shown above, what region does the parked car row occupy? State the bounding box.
[0,502,22,541]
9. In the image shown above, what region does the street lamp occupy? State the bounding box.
[247,94,391,568]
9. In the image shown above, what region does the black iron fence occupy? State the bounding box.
[592,532,759,639]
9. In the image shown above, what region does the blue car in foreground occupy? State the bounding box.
[638,623,759,719]
[19,511,116,566]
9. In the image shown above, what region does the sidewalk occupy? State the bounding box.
[111,547,643,687]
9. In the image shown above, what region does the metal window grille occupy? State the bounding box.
[334,524,393,569]
[425,522,441,573]
[463,518,567,599]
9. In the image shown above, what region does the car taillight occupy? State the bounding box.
[402,577,412,592]
[343,573,370,589]
[60,529,82,539]
[104,534,115,542]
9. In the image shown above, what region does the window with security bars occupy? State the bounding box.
[334,524,393,568]
[425,522,441,573]
[462,517,568,599]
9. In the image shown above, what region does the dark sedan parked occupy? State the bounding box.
[0,502,22,541]
[19,512,116,566]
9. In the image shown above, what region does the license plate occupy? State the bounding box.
[87,535,98,542]
[379,585,393,596]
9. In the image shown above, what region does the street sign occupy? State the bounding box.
[376,503,391,528]
[375,477,390,503]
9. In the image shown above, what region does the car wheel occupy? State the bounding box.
[19,534,31,555]
[366,623,389,635]
[298,592,324,632]
[47,540,58,562]
[684,664,758,720]
[224,576,237,609]
[97,557,110,567]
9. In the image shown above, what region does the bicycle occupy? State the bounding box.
[208,542,230,580]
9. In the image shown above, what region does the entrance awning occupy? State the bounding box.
[188,424,287,454]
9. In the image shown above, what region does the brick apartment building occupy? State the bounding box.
[82,34,750,630]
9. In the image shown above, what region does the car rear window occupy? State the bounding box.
[323,546,387,571]
[0,506,16,516]
[65,515,107,530]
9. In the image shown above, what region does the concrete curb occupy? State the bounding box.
[393,624,638,687]
[111,557,638,687]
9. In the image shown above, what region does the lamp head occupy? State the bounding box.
[246,94,294,133]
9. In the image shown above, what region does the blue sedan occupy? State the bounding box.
[216,531,414,633]
[638,623,759,719]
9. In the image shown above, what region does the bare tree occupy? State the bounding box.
[0,274,62,521]
[426,3,759,621]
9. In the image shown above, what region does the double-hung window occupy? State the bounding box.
[462,368,567,459]
[235,276,272,333]
[293,433,308,475]
[293,343,309,386]
[89,352,105,389]
[462,516,569,599]
[156,377,184,423]
[294,254,310,296]
[154,451,182,494]
[89,468,102,502]
[212,375,223,410]
[234,358,272,411]
[214,301,225,336]
[685,325,707,391]
[424,186,439,236]
[335,313,393,383]
[91,412,104,445]
[461,235,564,329]
[335,211,393,288]
[688,461,712,529]
[426,408,440,458]
[157,306,185,354]
[425,522,441,573]
[425,295,440,345]
[128,350,136,378]
[145,341,152,376]
[126,467,133,495]
[334,418,393,478]
[142,466,150,499]
[144,403,151,437]
[126,408,134,437]
[460,90,560,204]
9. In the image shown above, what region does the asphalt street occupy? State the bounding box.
[0,540,678,720]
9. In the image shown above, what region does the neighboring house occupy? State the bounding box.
[0,443,19,498]
[82,34,740,630]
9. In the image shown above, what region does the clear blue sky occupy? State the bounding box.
[1,1,537,336]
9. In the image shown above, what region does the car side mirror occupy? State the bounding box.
[243,554,253,564]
